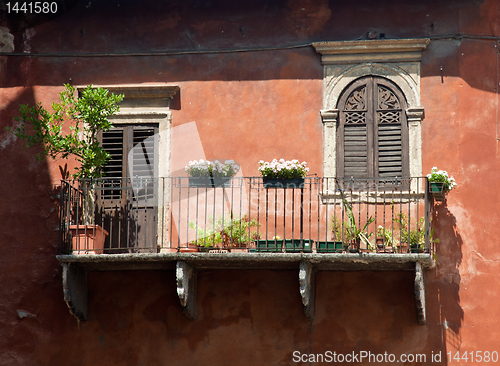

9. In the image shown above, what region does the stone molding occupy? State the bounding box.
[312,38,430,64]
[313,39,429,179]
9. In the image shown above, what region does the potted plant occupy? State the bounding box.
[376,225,398,253]
[343,199,375,252]
[427,167,457,201]
[189,215,260,252]
[258,159,308,188]
[316,216,346,253]
[393,213,438,253]
[185,159,240,188]
[8,84,124,254]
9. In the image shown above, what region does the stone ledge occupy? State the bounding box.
[56,252,435,272]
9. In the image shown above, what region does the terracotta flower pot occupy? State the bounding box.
[70,225,108,254]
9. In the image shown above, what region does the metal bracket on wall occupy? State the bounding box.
[176,261,197,320]
[61,262,88,321]
[299,261,316,319]
[414,261,427,324]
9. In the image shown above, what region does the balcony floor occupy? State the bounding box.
[56,252,435,271]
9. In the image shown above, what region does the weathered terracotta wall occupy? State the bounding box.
[1,0,500,364]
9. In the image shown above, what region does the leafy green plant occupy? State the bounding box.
[330,216,352,242]
[393,213,438,251]
[8,84,123,178]
[189,215,260,248]
[376,225,398,247]
[343,199,375,247]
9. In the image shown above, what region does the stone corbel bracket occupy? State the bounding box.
[59,254,431,323]
[61,263,88,321]
[299,261,316,319]
[414,262,427,324]
[176,261,197,320]
[298,260,428,323]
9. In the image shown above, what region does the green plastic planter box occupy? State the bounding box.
[316,241,344,253]
[284,239,313,253]
[255,239,284,252]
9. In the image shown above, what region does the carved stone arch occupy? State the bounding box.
[313,39,429,182]
[326,63,419,111]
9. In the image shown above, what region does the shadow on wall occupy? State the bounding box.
[433,200,464,354]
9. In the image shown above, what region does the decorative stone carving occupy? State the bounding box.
[299,261,315,319]
[320,109,339,178]
[176,261,197,320]
[313,39,429,180]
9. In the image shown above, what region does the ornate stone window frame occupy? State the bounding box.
[313,39,429,187]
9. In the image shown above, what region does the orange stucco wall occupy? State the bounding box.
[2,0,500,364]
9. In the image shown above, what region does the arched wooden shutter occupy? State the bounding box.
[337,76,408,179]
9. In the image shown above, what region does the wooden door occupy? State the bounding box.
[97,125,158,253]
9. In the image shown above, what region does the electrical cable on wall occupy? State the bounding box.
[1,33,500,58]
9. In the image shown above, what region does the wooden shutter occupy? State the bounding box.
[129,127,157,203]
[337,76,408,180]
[130,128,156,179]
[377,84,402,178]
[98,124,158,253]
[337,79,373,179]
[101,128,125,201]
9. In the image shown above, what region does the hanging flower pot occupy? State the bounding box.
[185,159,239,188]
[429,181,446,201]
[258,159,308,189]
[262,177,305,188]
[188,177,231,188]
[427,167,457,202]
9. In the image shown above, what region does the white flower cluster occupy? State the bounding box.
[427,167,457,192]
[258,159,309,179]
[185,159,240,178]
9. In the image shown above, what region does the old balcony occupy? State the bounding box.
[56,177,435,322]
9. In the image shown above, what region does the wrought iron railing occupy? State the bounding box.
[59,177,433,255]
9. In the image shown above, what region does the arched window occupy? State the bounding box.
[336,76,409,179]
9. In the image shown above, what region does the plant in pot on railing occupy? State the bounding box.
[7,84,124,253]
[185,159,240,187]
[427,167,457,202]
[258,159,308,188]
[188,215,260,252]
